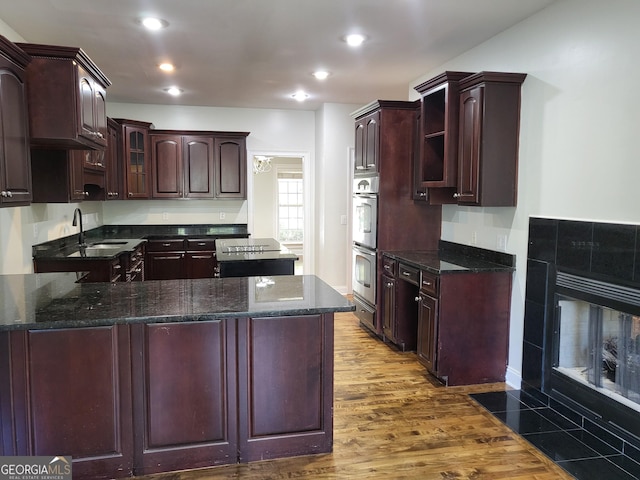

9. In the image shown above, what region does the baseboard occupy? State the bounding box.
[505,366,522,389]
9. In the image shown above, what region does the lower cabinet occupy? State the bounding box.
[2,326,134,479]
[131,321,237,475]
[380,257,420,351]
[0,313,334,478]
[145,238,218,280]
[417,270,512,386]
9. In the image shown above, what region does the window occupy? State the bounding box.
[277,171,303,243]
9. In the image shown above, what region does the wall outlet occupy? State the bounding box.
[497,234,508,252]
[219,212,226,220]
[162,212,169,220]
[471,231,477,245]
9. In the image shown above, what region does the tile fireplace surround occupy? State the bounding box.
[486,217,640,479]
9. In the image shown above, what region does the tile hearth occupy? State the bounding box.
[471,390,640,480]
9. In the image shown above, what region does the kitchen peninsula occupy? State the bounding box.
[0,272,354,479]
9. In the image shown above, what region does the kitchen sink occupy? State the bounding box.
[88,241,128,248]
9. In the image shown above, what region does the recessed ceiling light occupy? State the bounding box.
[291,90,309,102]
[140,17,168,31]
[312,70,330,80]
[344,34,366,47]
[164,86,183,96]
[159,63,175,72]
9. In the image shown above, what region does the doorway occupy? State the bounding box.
[247,152,312,275]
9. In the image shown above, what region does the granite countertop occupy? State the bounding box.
[32,224,250,261]
[383,240,516,274]
[0,272,354,331]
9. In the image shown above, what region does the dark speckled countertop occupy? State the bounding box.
[0,273,354,331]
[383,240,516,274]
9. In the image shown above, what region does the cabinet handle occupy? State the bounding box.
[162,243,171,247]
[366,163,376,167]
[386,282,393,288]
[384,265,391,271]
[422,281,432,286]
[415,296,420,302]
[1,191,11,197]
[355,166,366,170]
[402,272,411,277]
[453,193,474,198]
[416,191,427,197]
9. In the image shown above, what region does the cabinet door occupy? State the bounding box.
[70,150,87,201]
[0,66,32,206]
[183,135,214,198]
[124,126,150,198]
[185,251,216,278]
[214,136,246,198]
[8,326,133,477]
[151,134,182,198]
[77,66,106,148]
[145,252,186,280]
[457,86,483,204]
[131,320,237,474]
[417,292,438,373]
[106,118,122,199]
[363,112,379,172]
[381,273,395,342]
[354,120,365,172]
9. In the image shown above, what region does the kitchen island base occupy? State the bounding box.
[0,273,349,479]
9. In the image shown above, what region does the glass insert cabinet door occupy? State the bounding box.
[127,129,148,197]
[554,294,640,411]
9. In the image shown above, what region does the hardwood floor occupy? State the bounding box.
[139,311,572,479]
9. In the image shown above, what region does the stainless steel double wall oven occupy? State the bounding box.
[352,175,378,330]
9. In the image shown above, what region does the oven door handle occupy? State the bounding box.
[353,193,377,199]
[353,245,376,256]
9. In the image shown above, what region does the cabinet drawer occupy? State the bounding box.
[146,239,186,252]
[397,263,419,286]
[420,271,438,296]
[186,238,217,251]
[381,256,396,276]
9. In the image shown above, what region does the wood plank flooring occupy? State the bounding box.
[138,311,572,479]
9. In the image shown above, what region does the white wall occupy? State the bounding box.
[408,0,640,387]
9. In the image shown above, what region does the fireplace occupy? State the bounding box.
[524,217,640,447]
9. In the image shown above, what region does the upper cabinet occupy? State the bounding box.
[413,71,472,201]
[456,72,526,206]
[105,118,122,200]
[413,70,526,206]
[150,131,247,200]
[354,110,380,174]
[17,43,111,150]
[150,132,215,199]
[0,36,32,207]
[214,134,248,199]
[113,119,153,199]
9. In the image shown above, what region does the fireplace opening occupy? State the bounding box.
[555,294,640,412]
[550,272,640,436]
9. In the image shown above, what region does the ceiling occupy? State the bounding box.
[0,0,556,111]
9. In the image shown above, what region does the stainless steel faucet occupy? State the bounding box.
[72,208,86,247]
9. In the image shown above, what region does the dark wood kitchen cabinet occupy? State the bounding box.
[17,43,110,150]
[31,147,108,203]
[145,238,187,280]
[417,269,512,386]
[380,255,420,351]
[150,132,215,199]
[106,117,123,199]
[214,134,248,199]
[456,72,526,206]
[145,237,218,280]
[0,36,32,207]
[131,320,237,474]
[413,71,472,203]
[350,100,442,338]
[354,109,379,174]
[4,325,134,478]
[114,119,153,199]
